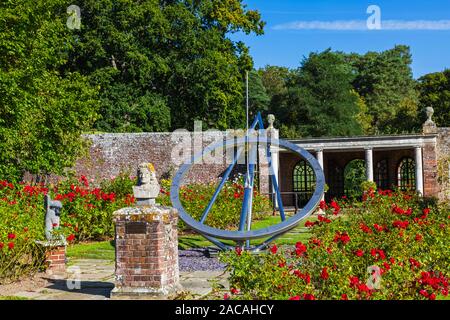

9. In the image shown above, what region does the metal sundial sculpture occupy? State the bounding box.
[170,75,325,251]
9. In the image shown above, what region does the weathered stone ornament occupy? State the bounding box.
[423,106,438,134]
[133,162,160,205]
[44,194,63,241]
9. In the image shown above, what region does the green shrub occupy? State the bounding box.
[220,189,449,300]
[0,175,135,282]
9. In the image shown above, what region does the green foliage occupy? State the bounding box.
[274,49,363,138]
[248,70,270,116]
[220,190,449,300]
[65,0,265,132]
[349,45,420,134]
[360,180,377,193]
[0,0,99,180]
[261,46,422,138]
[344,160,366,199]
[418,69,450,127]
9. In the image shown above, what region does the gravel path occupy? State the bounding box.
[178,249,227,272]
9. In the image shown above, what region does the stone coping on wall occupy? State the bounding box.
[285,133,437,152]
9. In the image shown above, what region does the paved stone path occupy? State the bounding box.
[7,258,229,300]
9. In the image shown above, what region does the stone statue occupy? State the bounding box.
[423,106,437,134]
[133,163,160,205]
[425,107,434,124]
[267,114,275,130]
[44,195,63,241]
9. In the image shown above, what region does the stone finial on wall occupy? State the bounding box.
[267,114,275,130]
[423,107,438,134]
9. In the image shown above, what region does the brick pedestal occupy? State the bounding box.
[45,246,66,272]
[36,240,67,274]
[111,205,181,298]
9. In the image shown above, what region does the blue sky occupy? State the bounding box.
[230,0,450,78]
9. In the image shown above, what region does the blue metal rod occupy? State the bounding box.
[245,144,257,247]
[267,140,286,221]
[199,146,244,224]
[200,115,261,225]
[239,115,262,232]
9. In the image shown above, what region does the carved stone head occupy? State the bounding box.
[134,163,160,205]
[137,163,156,186]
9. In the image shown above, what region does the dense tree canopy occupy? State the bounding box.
[0,0,98,180]
[66,0,264,131]
[259,46,430,138]
[247,70,270,117]
[1,0,449,181]
[267,50,363,138]
[418,70,450,127]
[349,45,420,134]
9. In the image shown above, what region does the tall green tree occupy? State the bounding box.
[274,49,363,138]
[66,0,264,131]
[0,0,99,180]
[248,70,270,116]
[418,70,450,127]
[349,45,419,134]
[258,65,290,126]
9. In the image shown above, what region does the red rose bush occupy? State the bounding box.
[220,190,449,300]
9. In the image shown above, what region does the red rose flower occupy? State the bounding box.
[305,220,315,228]
[270,244,278,254]
[320,267,329,280]
[230,288,239,295]
[223,293,230,300]
[303,293,315,300]
[415,234,423,241]
[341,294,348,300]
[7,233,16,239]
[289,295,301,300]
[360,224,372,234]
[355,249,364,257]
[295,242,307,256]
[8,242,14,249]
[373,224,384,232]
[349,276,360,287]
[66,234,75,242]
[235,246,242,256]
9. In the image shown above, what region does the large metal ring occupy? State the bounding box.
[170,137,325,242]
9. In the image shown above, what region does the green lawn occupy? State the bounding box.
[0,296,29,300]
[66,215,315,259]
[67,240,116,261]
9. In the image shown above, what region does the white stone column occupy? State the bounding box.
[316,149,324,201]
[365,148,374,182]
[269,128,280,207]
[415,146,424,195]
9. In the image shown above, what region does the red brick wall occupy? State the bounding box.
[74,132,232,185]
[423,141,439,197]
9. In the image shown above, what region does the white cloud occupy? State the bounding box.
[273,20,450,31]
